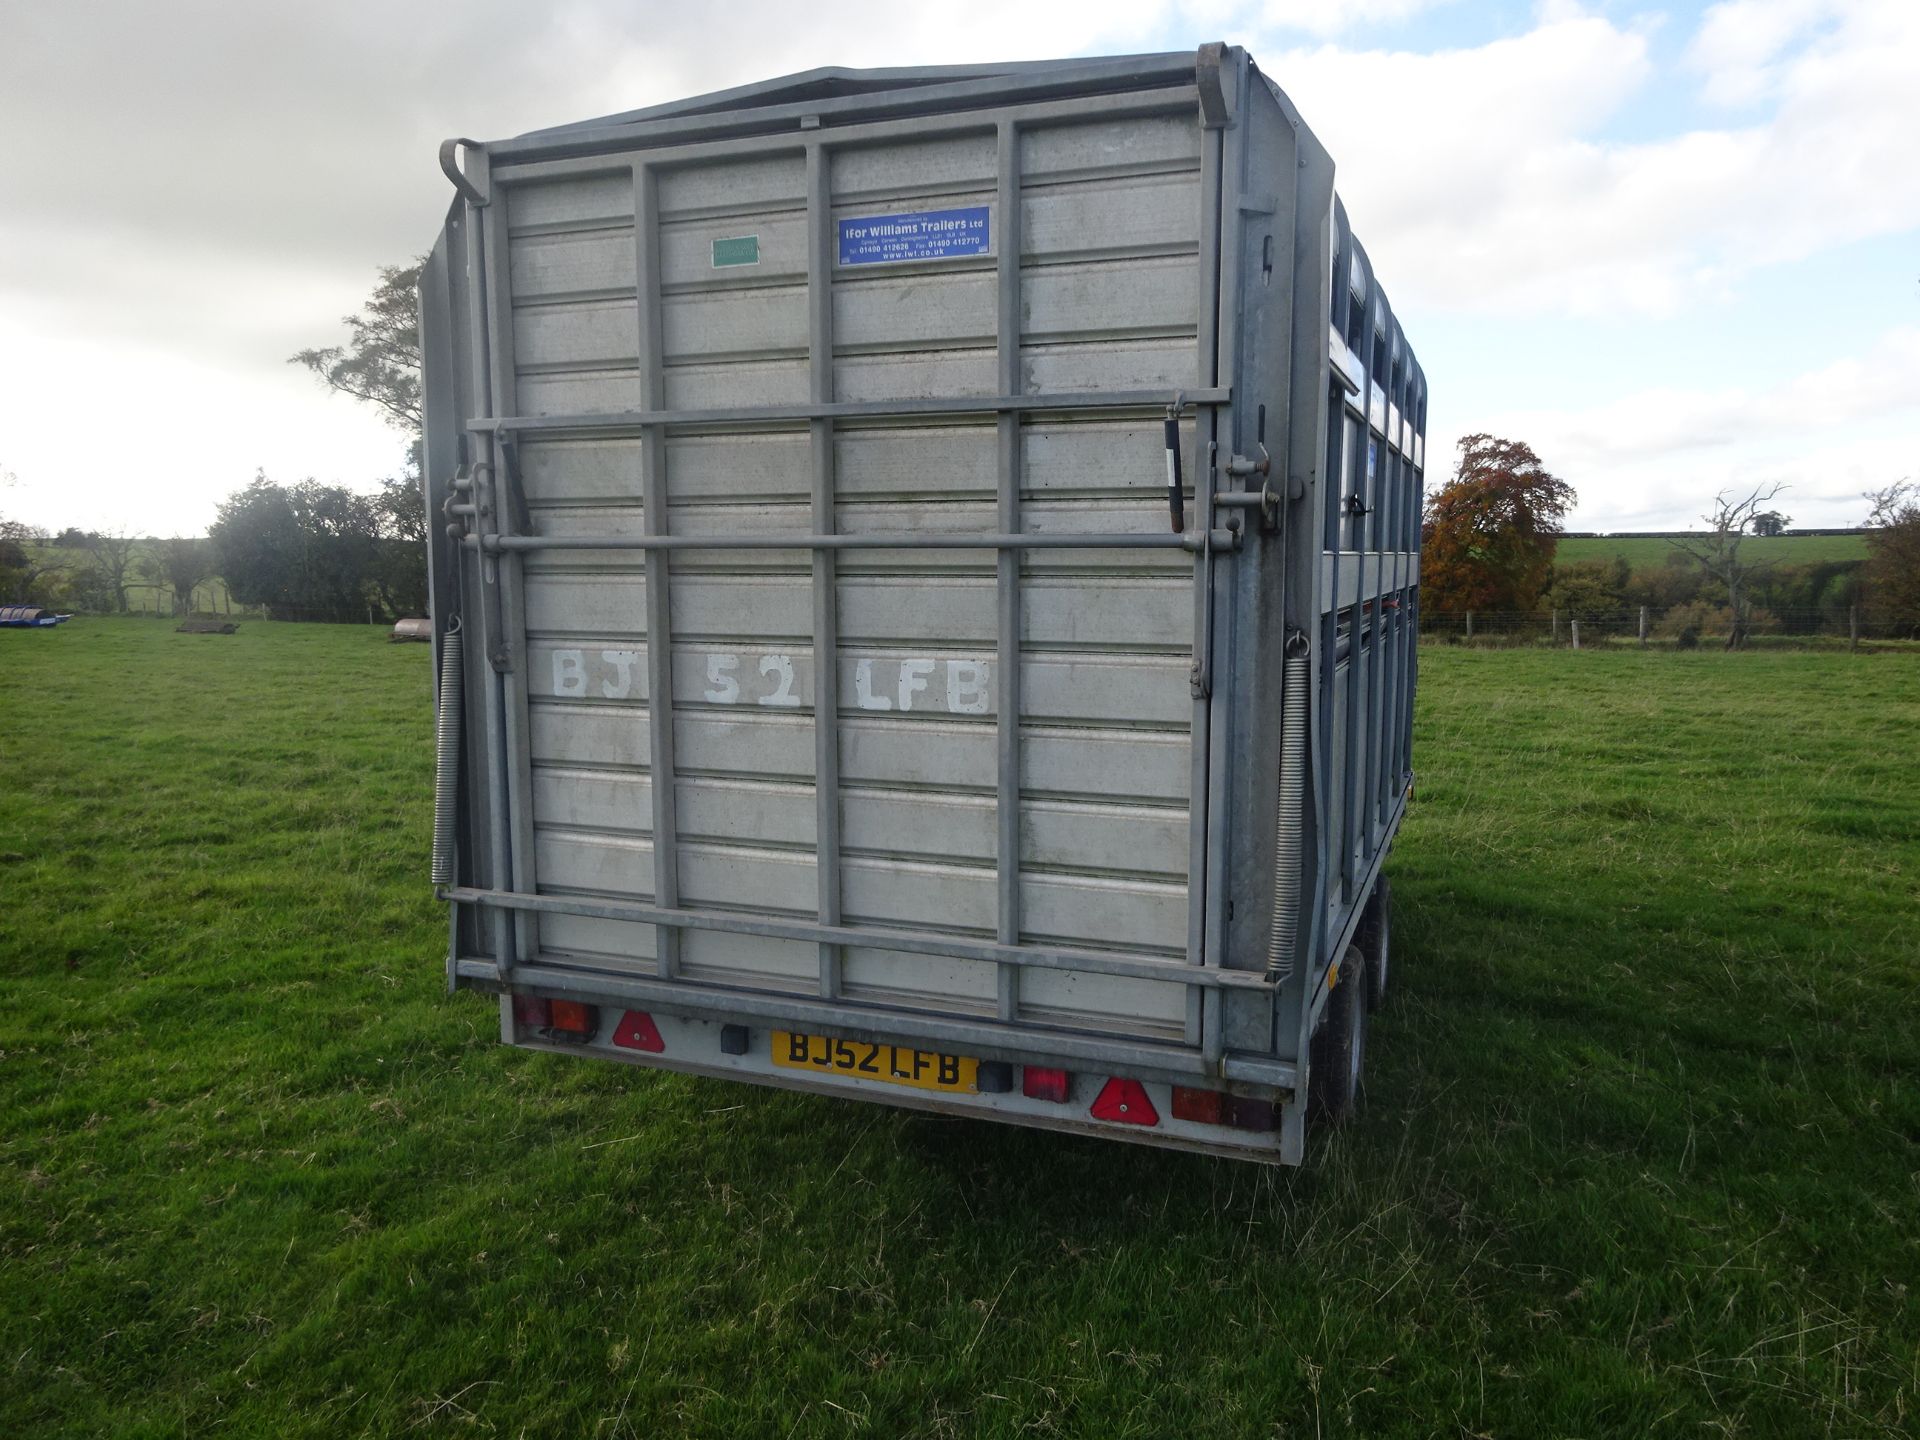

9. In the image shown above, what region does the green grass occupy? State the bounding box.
[3,621,1917,1438]
[1556,533,1869,570]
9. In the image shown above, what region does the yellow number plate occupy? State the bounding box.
[772,1031,978,1093]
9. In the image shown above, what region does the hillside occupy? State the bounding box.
[1556,532,1869,570]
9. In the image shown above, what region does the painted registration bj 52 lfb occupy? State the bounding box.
[423,44,1423,1164]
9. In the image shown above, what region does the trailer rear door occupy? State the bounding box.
[437,68,1266,1080]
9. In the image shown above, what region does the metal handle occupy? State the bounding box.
[1164,411,1186,534]
[439,138,489,206]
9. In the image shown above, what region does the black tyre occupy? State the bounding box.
[1360,875,1392,1010]
[1309,944,1369,1125]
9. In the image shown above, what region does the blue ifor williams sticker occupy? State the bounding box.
[838,206,990,266]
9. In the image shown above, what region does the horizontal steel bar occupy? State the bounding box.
[453,954,1297,1090]
[467,530,1236,554]
[442,885,1279,992]
[488,60,1199,162]
[467,387,1231,437]
[489,85,1199,188]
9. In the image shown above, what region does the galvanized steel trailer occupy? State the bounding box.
[421,44,1425,1164]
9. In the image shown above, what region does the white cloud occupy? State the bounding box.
[1247,0,1459,37]
[1,0,1916,534]
[0,313,403,536]
[1433,325,1920,528]
[1686,0,1834,106]
[1254,0,1920,316]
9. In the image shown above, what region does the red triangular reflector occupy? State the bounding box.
[611,1011,665,1052]
[1090,1078,1159,1126]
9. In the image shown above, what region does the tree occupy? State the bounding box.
[369,462,428,618]
[1420,434,1576,613]
[1751,509,1788,537]
[1,518,68,606]
[290,262,424,433]
[290,261,431,620]
[1546,556,1630,626]
[210,472,389,622]
[142,536,215,614]
[82,529,140,613]
[1669,484,1789,651]
[1862,479,1920,638]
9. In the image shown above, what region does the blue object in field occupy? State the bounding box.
[0,606,70,627]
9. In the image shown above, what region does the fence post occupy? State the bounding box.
[1552,608,1561,645]
[1639,605,1649,648]
[1570,618,1581,651]
[1465,611,1474,641]
[1849,604,1859,653]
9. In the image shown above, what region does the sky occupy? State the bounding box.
[1,0,1915,536]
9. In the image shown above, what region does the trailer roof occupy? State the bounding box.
[517,53,1193,139]
[480,51,1203,161]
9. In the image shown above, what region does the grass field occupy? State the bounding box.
[3,622,1917,1438]
[1555,533,1870,570]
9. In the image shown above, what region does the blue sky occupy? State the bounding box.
[2,0,1914,533]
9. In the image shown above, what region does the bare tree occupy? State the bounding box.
[83,529,141,613]
[141,536,215,615]
[1670,483,1790,650]
[1,518,68,605]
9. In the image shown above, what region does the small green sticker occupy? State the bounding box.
[711,235,760,268]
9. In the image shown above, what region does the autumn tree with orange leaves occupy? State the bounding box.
[1421,434,1575,613]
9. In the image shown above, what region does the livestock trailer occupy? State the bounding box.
[421,44,1426,1164]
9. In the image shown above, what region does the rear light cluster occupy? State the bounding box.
[1017,1065,1277,1132]
[1171,1085,1223,1124]
[512,999,676,1053]
[1169,1087,1278,1129]
[513,996,601,1042]
[1021,1066,1070,1103]
[503,1010,1280,1134]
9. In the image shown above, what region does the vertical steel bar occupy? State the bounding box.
[1365,377,1391,846]
[1196,61,1242,1068]
[480,198,543,971]
[1340,285,1372,906]
[459,187,516,979]
[633,163,681,978]
[1375,363,1399,833]
[1393,359,1409,797]
[807,141,844,1001]
[1186,104,1225,1049]
[993,119,1024,1022]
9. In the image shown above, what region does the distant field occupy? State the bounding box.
[19,539,242,615]
[1557,532,1869,570]
[3,621,1917,1437]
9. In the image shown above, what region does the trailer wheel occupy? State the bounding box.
[1310,944,1369,1125]
[1361,875,1392,1010]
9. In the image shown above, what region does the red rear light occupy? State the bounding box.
[1171,1086,1224,1124]
[1090,1078,1159,1127]
[548,1000,597,1037]
[611,1010,665,1052]
[512,995,551,1029]
[1022,1066,1070,1103]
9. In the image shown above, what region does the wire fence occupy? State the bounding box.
[1424,605,1916,649]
